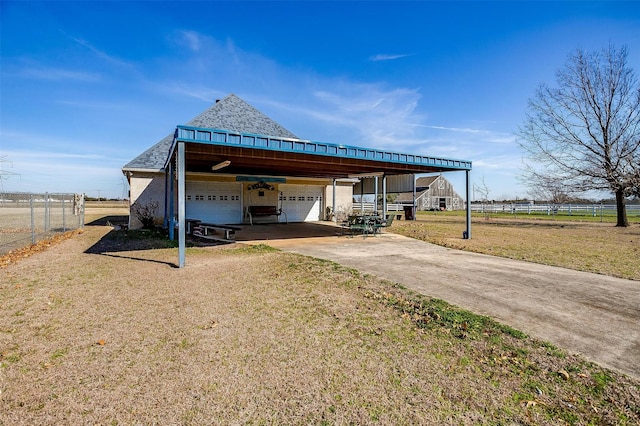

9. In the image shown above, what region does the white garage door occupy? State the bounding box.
[185,182,242,224]
[279,184,323,222]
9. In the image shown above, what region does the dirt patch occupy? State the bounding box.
[1,226,639,424]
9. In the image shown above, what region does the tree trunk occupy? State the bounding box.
[615,188,629,227]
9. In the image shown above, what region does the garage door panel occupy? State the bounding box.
[279,184,323,222]
[186,182,242,224]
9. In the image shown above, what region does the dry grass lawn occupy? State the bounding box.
[392,212,640,281]
[1,219,639,424]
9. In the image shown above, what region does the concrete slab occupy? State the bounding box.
[240,223,640,380]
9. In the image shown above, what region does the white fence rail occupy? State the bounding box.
[470,203,640,217]
[351,201,640,218]
[352,203,406,213]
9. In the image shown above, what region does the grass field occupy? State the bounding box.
[1,205,638,424]
[2,226,639,424]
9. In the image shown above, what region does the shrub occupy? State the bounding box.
[132,201,159,229]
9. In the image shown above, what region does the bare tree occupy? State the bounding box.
[520,167,573,204]
[518,44,640,227]
[473,176,491,219]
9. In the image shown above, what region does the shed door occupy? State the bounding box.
[186,182,242,224]
[279,184,323,222]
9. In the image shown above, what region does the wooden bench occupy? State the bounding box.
[245,205,287,225]
[193,223,242,242]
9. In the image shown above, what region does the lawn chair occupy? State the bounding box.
[373,214,394,235]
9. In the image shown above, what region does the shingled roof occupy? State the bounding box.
[122,94,299,172]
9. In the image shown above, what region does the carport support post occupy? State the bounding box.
[178,142,186,268]
[374,176,379,214]
[382,175,387,217]
[465,169,472,239]
[332,179,337,222]
[412,175,416,220]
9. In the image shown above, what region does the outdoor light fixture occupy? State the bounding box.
[211,160,231,171]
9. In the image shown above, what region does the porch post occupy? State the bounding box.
[178,142,186,268]
[332,178,337,222]
[465,169,472,239]
[412,174,416,220]
[382,175,387,218]
[374,176,379,214]
[360,179,364,213]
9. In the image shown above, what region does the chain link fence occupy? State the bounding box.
[0,192,85,256]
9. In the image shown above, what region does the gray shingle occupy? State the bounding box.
[123,94,299,171]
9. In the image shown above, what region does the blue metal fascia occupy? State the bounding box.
[175,125,472,171]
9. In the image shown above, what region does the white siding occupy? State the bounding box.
[128,172,165,229]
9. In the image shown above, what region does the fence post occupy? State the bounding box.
[30,194,35,244]
[600,203,604,223]
[62,194,66,231]
[44,192,49,234]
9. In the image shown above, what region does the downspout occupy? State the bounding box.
[163,167,169,229]
[168,157,175,240]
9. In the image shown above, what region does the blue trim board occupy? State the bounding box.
[175,125,472,171]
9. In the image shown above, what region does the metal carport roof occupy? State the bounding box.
[169,125,471,178]
[166,125,473,267]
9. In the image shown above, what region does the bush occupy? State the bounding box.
[132,201,159,229]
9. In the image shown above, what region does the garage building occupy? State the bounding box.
[122,94,472,267]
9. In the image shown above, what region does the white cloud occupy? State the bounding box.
[17,65,100,82]
[369,53,412,61]
[179,30,202,52]
[71,36,134,69]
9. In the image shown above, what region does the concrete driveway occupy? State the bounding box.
[243,227,640,380]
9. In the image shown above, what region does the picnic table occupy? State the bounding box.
[341,214,394,237]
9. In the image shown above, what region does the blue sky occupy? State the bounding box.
[1,1,638,200]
